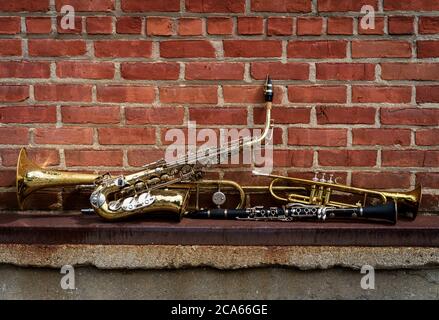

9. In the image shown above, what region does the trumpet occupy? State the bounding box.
[253,171,422,220]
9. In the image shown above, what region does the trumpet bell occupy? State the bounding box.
[384,185,422,220]
[16,148,98,209]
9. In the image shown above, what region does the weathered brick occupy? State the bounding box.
[186,62,244,80]
[121,62,180,80]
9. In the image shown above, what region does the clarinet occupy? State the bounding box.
[187,202,397,224]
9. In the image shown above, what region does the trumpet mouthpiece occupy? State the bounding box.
[264,75,273,102]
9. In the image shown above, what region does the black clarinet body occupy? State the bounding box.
[187,202,397,224]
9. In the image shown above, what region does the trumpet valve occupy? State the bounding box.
[312,172,319,182]
[319,173,326,183]
[328,174,334,184]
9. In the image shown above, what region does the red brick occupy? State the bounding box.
[388,16,414,35]
[146,17,174,36]
[381,108,439,126]
[122,0,179,11]
[186,0,245,12]
[267,17,293,36]
[358,17,384,35]
[419,17,439,34]
[0,85,29,102]
[34,84,92,102]
[207,17,233,35]
[127,149,165,167]
[56,0,114,11]
[34,127,93,145]
[186,62,244,80]
[416,129,439,146]
[56,16,82,34]
[160,40,215,58]
[0,127,28,144]
[223,86,283,104]
[121,62,180,80]
[126,107,184,125]
[29,40,86,57]
[56,61,114,79]
[251,0,311,12]
[416,86,439,103]
[238,17,264,35]
[288,86,346,103]
[0,148,59,167]
[224,40,282,57]
[416,173,439,189]
[352,128,411,146]
[270,150,313,167]
[0,106,56,123]
[287,41,346,58]
[319,0,378,11]
[189,108,247,125]
[86,17,113,34]
[352,41,411,58]
[352,172,411,189]
[26,17,52,34]
[297,17,323,36]
[0,170,15,187]
[0,61,50,78]
[318,150,377,167]
[116,17,142,34]
[316,106,376,125]
[0,39,22,56]
[384,0,439,11]
[222,171,274,186]
[352,86,411,103]
[62,106,120,124]
[94,40,152,58]
[97,86,155,103]
[316,63,375,81]
[178,18,203,36]
[288,128,347,146]
[0,17,20,34]
[98,128,156,145]
[160,86,218,104]
[254,107,310,124]
[381,63,439,81]
[0,0,49,12]
[417,41,439,58]
[251,62,309,80]
[327,17,353,35]
[65,150,123,167]
[383,150,439,167]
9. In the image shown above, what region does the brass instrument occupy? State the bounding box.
[253,171,422,220]
[16,77,275,220]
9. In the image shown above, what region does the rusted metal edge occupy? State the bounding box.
[0,212,438,246]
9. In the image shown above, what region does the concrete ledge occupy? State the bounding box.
[1,244,439,270]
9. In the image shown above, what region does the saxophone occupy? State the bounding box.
[17,77,274,220]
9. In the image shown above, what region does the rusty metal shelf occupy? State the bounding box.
[0,211,438,246]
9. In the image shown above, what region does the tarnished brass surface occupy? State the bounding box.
[255,172,422,220]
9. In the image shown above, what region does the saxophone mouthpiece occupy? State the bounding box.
[264,75,273,102]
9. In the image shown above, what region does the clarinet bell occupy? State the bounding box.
[360,201,398,225]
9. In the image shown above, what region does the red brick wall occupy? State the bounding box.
[0,0,438,210]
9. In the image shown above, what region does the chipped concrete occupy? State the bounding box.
[0,265,438,299]
[0,244,438,270]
